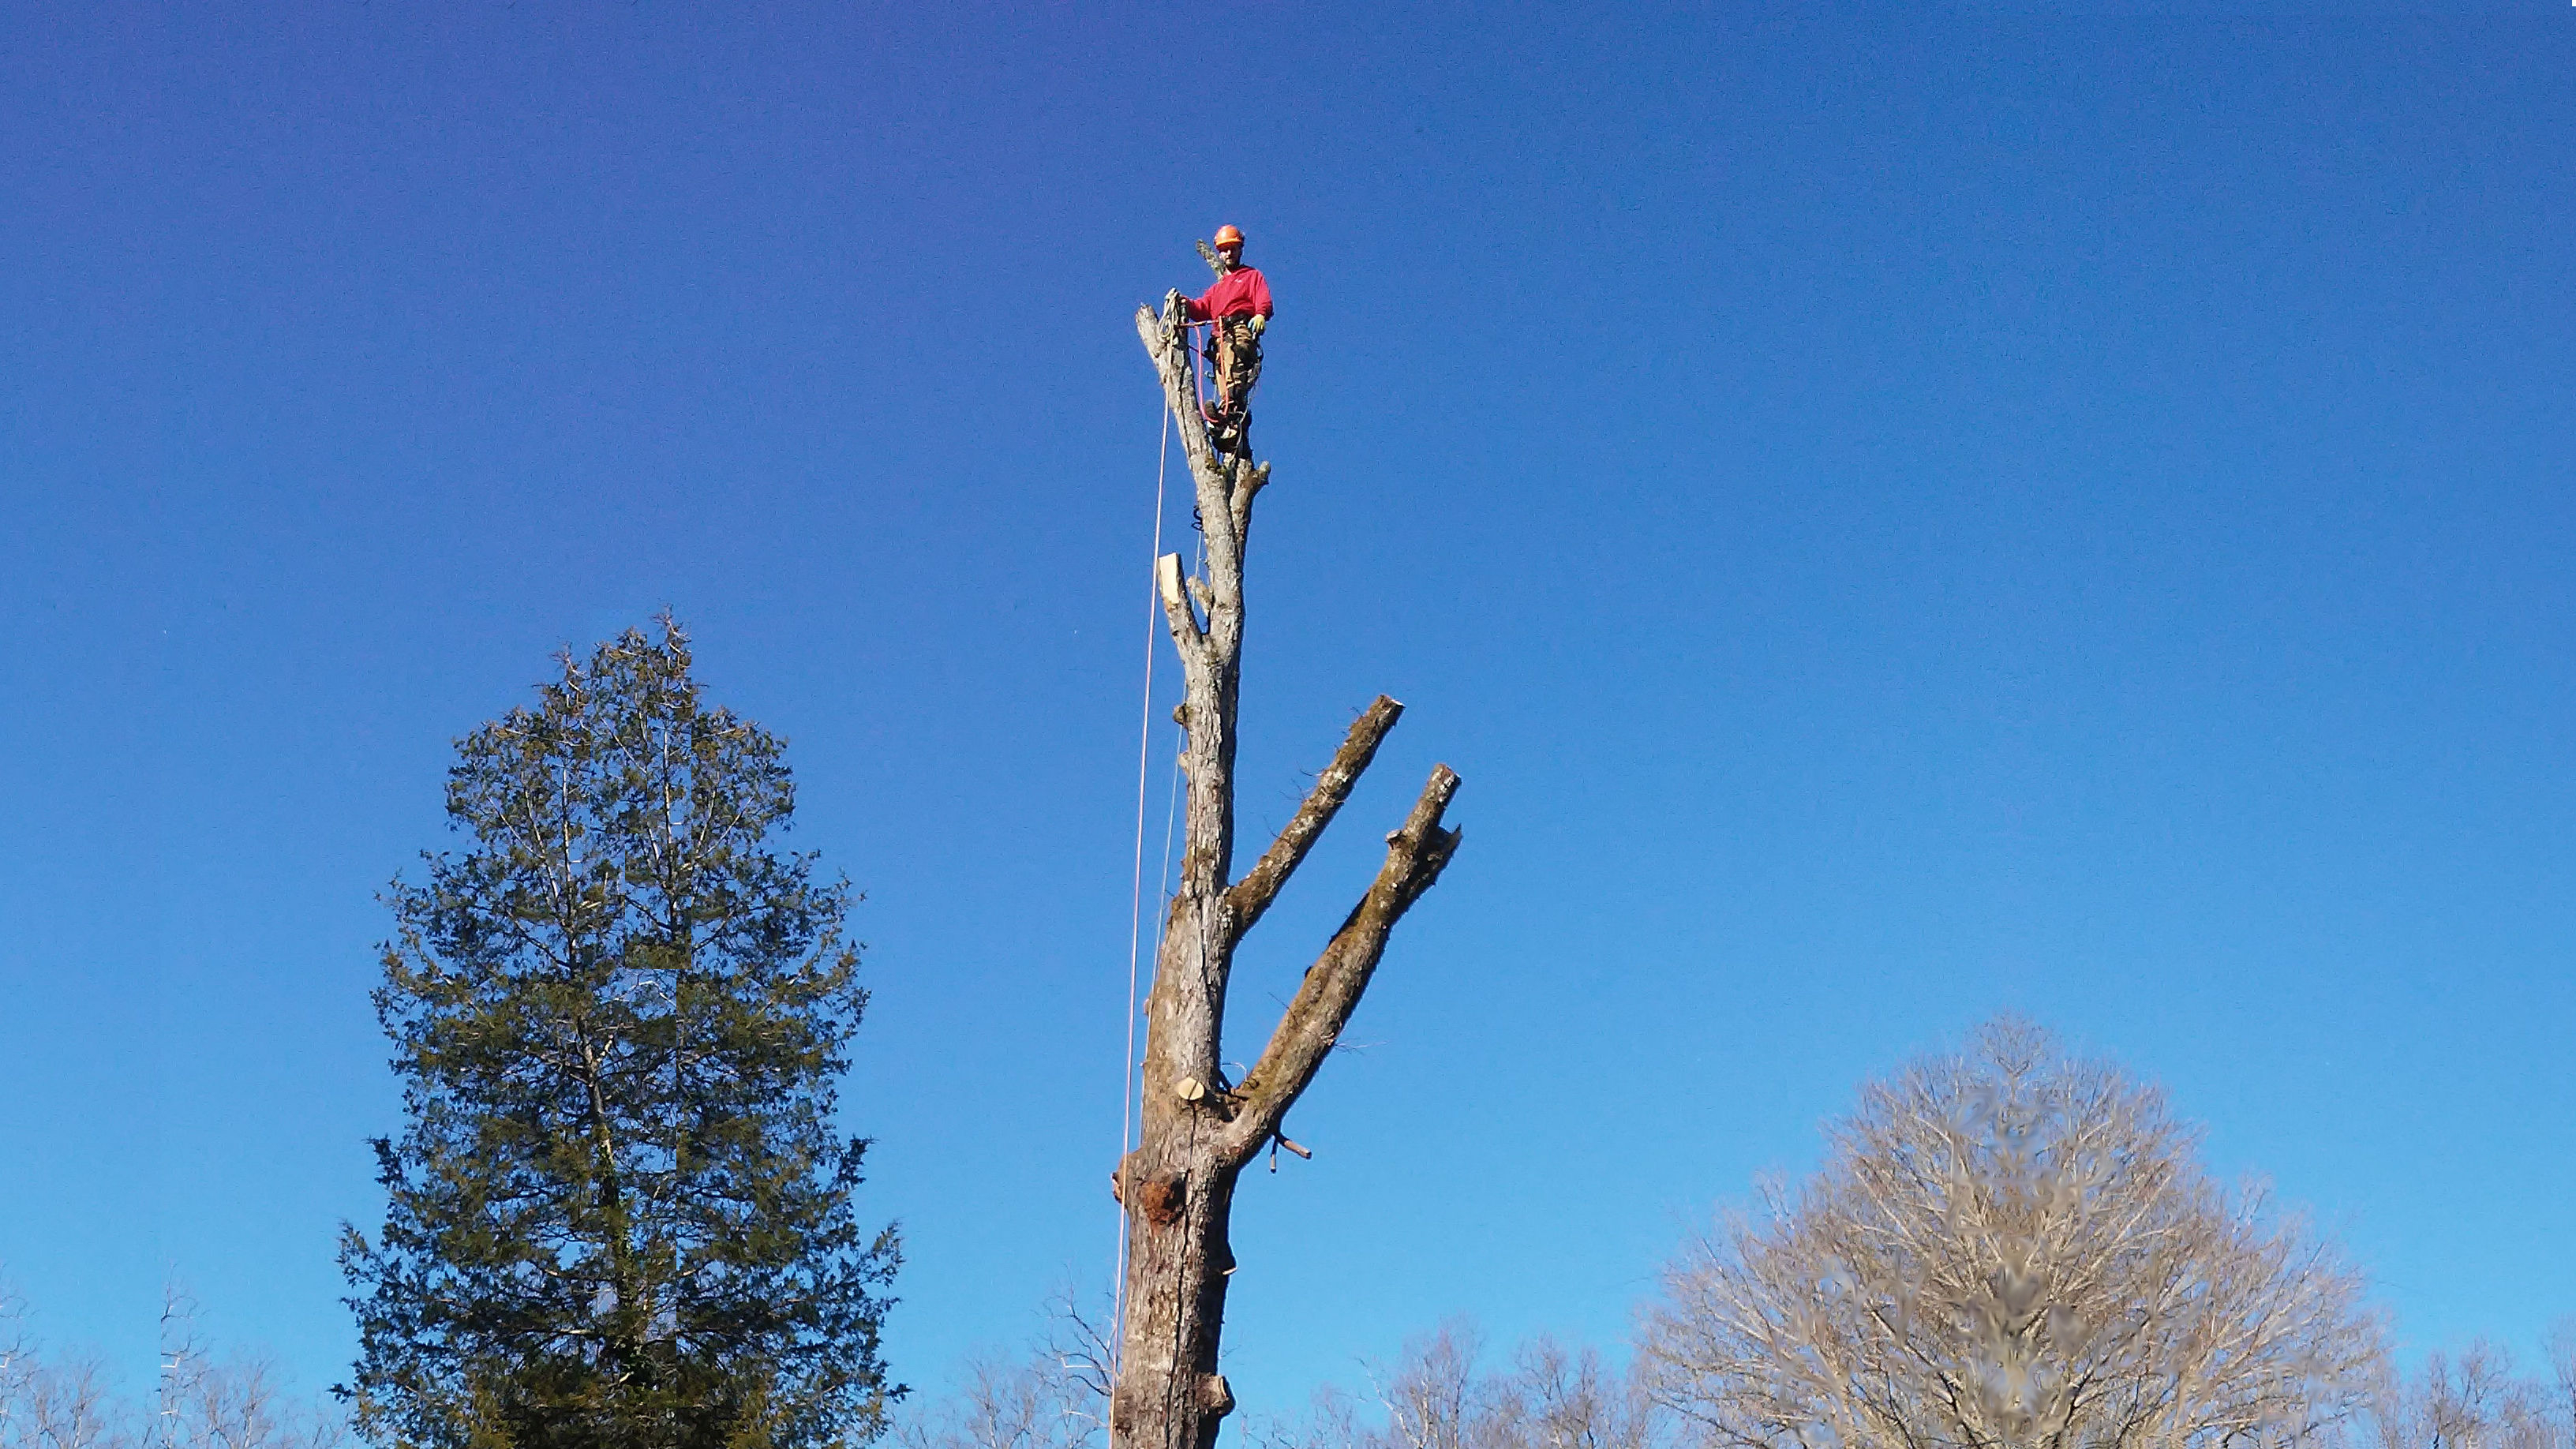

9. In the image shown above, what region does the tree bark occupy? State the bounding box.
[1110,296,1463,1449]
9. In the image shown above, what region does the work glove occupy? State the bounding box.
[1248,314,1267,336]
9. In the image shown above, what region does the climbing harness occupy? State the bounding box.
[1181,314,1257,463]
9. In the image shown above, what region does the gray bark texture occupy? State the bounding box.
[1110,296,1464,1449]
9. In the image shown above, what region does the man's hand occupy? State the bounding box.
[1249,314,1267,336]
[1166,288,1188,316]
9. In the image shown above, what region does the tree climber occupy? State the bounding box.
[1173,224,1272,455]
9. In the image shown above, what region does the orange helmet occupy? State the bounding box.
[1213,224,1245,250]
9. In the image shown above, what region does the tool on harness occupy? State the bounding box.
[1177,313,1251,462]
[1195,316,1259,459]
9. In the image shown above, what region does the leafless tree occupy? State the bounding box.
[2372,1341,2569,1449]
[159,1288,349,1449]
[897,1293,1118,1449]
[1495,1337,1659,1449]
[1244,1322,1659,1449]
[896,1354,1097,1449]
[1112,266,1464,1449]
[1367,1321,1485,1449]
[0,1282,344,1449]
[162,1358,349,1449]
[1,1288,125,1449]
[2546,1324,2576,1449]
[0,1279,125,1449]
[3,1357,126,1449]
[1,1286,31,1440]
[1639,1019,2386,1449]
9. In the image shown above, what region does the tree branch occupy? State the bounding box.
[1229,461,1269,531]
[1156,552,1205,650]
[1225,696,1405,942]
[1216,763,1463,1165]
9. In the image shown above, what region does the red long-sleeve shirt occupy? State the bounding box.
[1185,266,1273,321]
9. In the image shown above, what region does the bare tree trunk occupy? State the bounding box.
[1110,295,1463,1449]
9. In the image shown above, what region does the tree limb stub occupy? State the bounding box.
[1228,462,1269,530]
[1225,696,1405,942]
[1156,552,1204,649]
[1218,763,1463,1166]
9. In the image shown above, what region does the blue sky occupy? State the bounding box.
[5,0,2574,1424]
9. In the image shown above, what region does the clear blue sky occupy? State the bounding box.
[6,0,2573,1423]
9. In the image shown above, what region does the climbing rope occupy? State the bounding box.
[1112,404,1171,1361]
[1114,321,1223,1376]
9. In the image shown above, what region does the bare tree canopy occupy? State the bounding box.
[0,1283,348,1449]
[1246,1321,1657,1449]
[2370,1335,2576,1449]
[1639,1019,2384,1449]
[894,1294,1114,1449]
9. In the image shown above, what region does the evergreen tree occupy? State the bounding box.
[342,622,899,1449]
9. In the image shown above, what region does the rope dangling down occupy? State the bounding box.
[1114,399,1179,1374]
[1114,318,1222,1375]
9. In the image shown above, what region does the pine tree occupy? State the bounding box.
[341,622,899,1449]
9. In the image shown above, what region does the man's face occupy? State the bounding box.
[1218,243,1242,271]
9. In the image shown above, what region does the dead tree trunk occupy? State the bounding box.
[1109,294,1463,1449]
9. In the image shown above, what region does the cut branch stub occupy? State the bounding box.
[1156,552,1204,649]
